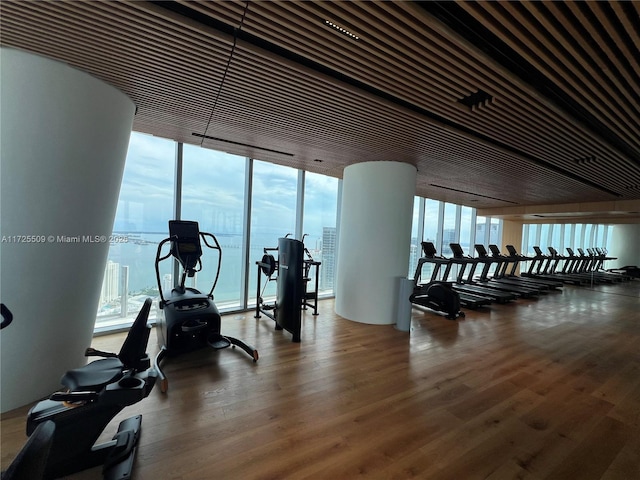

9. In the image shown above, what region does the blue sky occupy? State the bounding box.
[113,132,339,241]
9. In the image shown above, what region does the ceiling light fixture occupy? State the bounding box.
[324,20,359,40]
[192,133,294,156]
[457,89,493,110]
[429,183,518,204]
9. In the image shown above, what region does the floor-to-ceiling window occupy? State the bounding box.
[574,223,585,249]
[460,206,474,255]
[441,202,459,257]
[423,199,440,247]
[411,199,498,283]
[489,218,501,246]
[181,145,247,309]
[248,160,298,306]
[420,199,442,281]
[95,133,175,329]
[520,223,613,260]
[409,197,422,278]
[302,172,339,295]
[96,132,507,331]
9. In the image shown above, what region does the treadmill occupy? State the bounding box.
[473,244,542,297]
[565,247,617,283]
[523,246,585,285]
[444,243,517,304]
[503,245,563,289]
[593,248,632,281]
[419,242,491,309]
[547,246,604,284]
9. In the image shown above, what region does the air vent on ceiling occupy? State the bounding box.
[624,184,640,190]
[457,89,494,110]
[324,20,359,40]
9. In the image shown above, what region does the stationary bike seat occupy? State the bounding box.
[60,358,124,392]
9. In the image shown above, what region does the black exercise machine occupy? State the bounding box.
[523,246,585,285]
[473,244,542,298]
[446,243,517,304]
[0,303,13,330]
[489,244,561,290]
[416,242,491,309]
[20,298,157,480]
[154,220,258,393]
[410,242,464,320]
[255,236,320,342]
[503,245,563,289]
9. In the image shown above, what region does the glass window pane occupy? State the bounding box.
[489,218,501,250]
[604,225,613,253]
[595,225,605,248]
[575,224,584,249]
[249,160,298,305]
[551,224,562,252]
[584,224,594,248]
[421,199,440,281]
[460,206,474,255]
[526,224,539,256]
[409,197,421,278]
[563,224,573,255]
[441,202,458,256]
[96,132,175,330]
[181,146,247,310]
[302,172,339,295]
[423,199,439,247]
[540,224,551,253]
[476,216,488,247]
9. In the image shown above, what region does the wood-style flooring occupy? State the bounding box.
[2,281,639,479]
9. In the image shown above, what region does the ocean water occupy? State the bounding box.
[98,232,326,317]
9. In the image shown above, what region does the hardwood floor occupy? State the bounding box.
[2,281,639,479]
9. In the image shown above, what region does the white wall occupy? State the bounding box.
[335,161,416,325]
[608,224,640,269]
[0,48,135,412]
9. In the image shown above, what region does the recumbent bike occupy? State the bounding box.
[9,298,157,480]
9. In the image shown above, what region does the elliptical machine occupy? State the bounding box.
[154,220,258,393]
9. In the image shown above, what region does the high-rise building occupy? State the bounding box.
[99,260,120,304]
[408,240,420,279]
[163,273,172,293]
[321,227,336,291]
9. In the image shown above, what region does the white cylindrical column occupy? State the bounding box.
[335,161,416,325]
[608,224,640,268]
[1,48,135,412]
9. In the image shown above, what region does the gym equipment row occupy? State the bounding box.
[411,242,555,318]
[412,240,635,321]
[522,246,634,285]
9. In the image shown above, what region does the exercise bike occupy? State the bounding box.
[13,298,157,480]
[154,220,258,393]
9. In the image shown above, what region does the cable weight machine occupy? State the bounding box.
[255,235,321,342]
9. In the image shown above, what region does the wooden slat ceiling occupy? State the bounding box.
[1,0,639,212]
